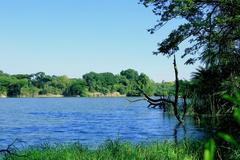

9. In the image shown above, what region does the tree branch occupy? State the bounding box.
[0,139,27,158]
[142,55,186,123]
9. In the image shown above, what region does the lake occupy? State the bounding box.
[0,97,205,148]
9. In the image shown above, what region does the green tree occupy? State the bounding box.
[137,73,154,96]
[7,79,28,97]
[83,72,98,92]
[64,79,87,97]
[31,72,52,90]
[140,0,240,65]
[20,86,39,97]
[120,69,138,80]
[114,75,129,95]
[0,74,12,96]
[0,70,158,97]
[98,72,116,94]
[120,69,140,96]
[154,81,175,96]
[140,0,240,115]
[49,75,71,93]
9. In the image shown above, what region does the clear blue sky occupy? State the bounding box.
[0,0,199,82]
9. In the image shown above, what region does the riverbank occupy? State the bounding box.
[4,140,240,160]
[0,92,127,98]
[5,140,204,160]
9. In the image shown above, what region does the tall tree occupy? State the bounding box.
[140,0,240,65]
[140,0,240,115]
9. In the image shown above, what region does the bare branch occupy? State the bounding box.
[0,139,27,158]
[143,93,175,105]
[142,55,186,123]
[127,98,146,103]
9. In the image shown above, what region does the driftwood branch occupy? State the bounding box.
[0,139,18,156]
[0,139,27,158]
[143,93,175,105]
[127,98,146,103]
[142,55,187,123]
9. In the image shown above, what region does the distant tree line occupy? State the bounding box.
[0,69,187,98]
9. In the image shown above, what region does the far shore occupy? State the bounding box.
[0,93,128,98]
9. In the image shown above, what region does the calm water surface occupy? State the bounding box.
[0,98,205,148]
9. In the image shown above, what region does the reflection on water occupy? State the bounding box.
[0,98,206,148]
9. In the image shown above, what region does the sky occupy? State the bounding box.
[0,0,200,82]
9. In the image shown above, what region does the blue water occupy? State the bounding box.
[0,98,204,148]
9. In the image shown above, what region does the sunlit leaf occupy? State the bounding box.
[204,139,215,160]
[224,92,240,106]
[218,132,237,145]
[233,108,240,124]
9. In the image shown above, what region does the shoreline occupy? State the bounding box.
[3,140,205,160]
[0,92,128,98]
[0,95,128,98]
[4,140,239,160]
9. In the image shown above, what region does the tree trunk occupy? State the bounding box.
[143,55,186,123]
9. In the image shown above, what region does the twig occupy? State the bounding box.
[127,98,146,103]
[0,139,27,158]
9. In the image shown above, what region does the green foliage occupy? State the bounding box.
[224,92,240,107]
[20,86,39,97]
[82,72,98,92]
[186,68,240,115]
[218,132,237,146]
[137,73,155,96]
[204,139,215,160]
[39,85,62,95]
[120,69,138,80]
[50,76,71,92]
[179,80,192,97]
[0,69,160,97]
[0,74,9,96]
[82,69,156,97]
[140,0,240,65]
[83,72,117,94]
[7,79,28,97]
[224,92,240,124]
[203,93,240,160]
[0,69,193,97]
[31,72,52,89]
[140,0,240,116]
[120,69,140,96]
[234,108,240,124]
[6,140,205,160]
[64,79,87,97]
[154,81,175,96]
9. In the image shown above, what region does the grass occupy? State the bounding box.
[4,140,204,160]
[3,140,240,160]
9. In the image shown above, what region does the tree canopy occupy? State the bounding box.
[0,69,164,97]
[140,0,240,65]
[140,0,240,115]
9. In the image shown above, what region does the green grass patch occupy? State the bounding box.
[4,140,204,160]
[3,140,240,160]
